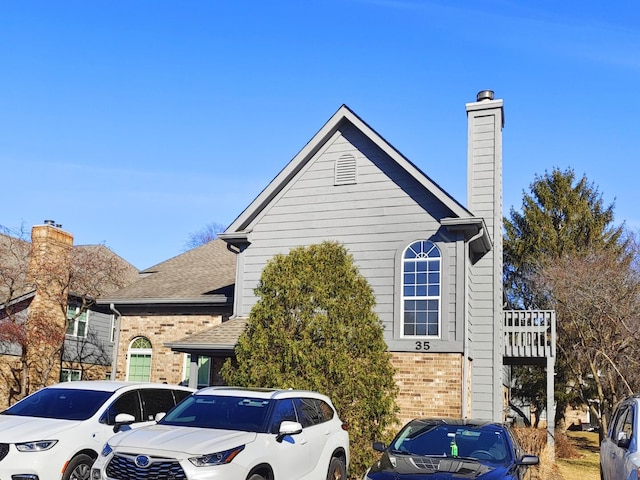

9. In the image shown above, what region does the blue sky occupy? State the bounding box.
[2,1,639,269]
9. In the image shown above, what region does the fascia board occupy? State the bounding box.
[96,296,231,306]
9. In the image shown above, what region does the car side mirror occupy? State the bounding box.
[155,412,166,422]
[276,421,303,443]
[617,431,631,448]
[372,442,387,452]
[517,454,539,466]
[113,413,136,433]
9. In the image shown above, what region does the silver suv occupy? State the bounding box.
[91,386,350,480]
[600,394,640,480]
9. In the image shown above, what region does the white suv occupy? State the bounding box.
[0,381,194,480]
[91,386,350,480]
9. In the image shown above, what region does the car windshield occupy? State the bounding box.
[2,388,113,420]
[159,394,272,432]
[390,422,513,464]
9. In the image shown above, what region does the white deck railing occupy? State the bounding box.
[503,310,556,358]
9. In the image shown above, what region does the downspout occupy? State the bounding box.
[462,227,485,418]
[109,303,121,381]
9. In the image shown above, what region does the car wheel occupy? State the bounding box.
[327,457,346,480]
[248,475,266,480]
[63,454,95,480]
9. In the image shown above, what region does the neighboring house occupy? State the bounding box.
[0,221,138,408]
[97,238,236,387]
[104,92,556,438]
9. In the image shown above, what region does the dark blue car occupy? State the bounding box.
[363,418,539,480]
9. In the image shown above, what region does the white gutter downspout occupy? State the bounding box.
[109,303,121,381]
[462,227,485,418]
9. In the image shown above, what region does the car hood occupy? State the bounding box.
[109,424,258,456]
[0,414,80,442]
[366,452,515,479]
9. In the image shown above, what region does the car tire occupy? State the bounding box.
[63,453,95,480]
[327,457,346,480]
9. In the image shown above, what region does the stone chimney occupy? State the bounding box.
[26,220,74,392]
[466,91,505,422]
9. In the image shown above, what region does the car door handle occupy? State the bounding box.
[300,439,308,445]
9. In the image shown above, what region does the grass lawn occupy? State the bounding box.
[556,431,600,480]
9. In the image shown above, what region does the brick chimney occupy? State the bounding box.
[26,220,74,392]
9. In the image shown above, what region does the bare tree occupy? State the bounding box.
[184,222,226,249]
[0,225,137,405]
[534,241,640,437]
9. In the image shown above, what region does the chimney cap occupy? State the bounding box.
[476,90,494,102]
[43,220,62,229]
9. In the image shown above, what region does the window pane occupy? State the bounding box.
[132,337,152,349]
[141,390,175,421]
[77,320,87,337]
[402,240,441,337]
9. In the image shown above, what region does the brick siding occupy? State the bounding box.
[391,352,463,425]
[115,314,223,384]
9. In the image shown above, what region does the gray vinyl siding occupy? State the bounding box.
[237,124,465,353]
[0,309,27,356]
[62,309,114,366]
[467,101,504,421]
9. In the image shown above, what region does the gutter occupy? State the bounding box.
[461,227,485,418]
[97,296,232,306]
[109,303,121,381]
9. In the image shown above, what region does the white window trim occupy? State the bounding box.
[66,305,89,338]
[400,240,442,339]
[60,368,82,382]
[125,337,153,381]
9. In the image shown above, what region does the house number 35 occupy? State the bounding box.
[415,341,431,351]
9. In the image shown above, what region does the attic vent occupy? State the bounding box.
[334,154,357,185]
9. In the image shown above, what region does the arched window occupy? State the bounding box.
[402,240,441,337]
[127,336,152,381]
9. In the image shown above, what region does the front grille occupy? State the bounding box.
[106,453,186,480]
[0,443,8,461]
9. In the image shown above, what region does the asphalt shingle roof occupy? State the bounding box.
[165,317,248,350]
[101,238,236,301]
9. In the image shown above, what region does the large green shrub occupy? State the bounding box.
[222,241,398,478]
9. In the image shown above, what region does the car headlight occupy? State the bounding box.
[15,440,58,452]
[101,443,113,457]
[188,445,245,466]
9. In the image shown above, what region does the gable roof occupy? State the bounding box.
[98,238,235,306]
[221,105,481,240]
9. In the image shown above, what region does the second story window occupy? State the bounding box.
[402,240,441,338]
[66,305,88,338]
